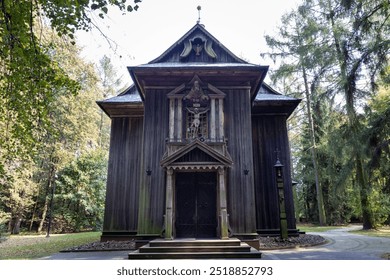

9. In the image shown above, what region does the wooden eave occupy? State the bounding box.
[97,101,144,118]
[252,83,301,117]
[128,64,268,101]
[96,85,144,118]
[160,139,233,169]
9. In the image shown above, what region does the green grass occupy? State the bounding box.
[297,224,343,232]
[350,227,390,238]
[0,231,100,260]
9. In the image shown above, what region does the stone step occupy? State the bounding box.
[128,238,262,259]
[128,248,262,259]
[139,244,251,253]
[149,238,241,248]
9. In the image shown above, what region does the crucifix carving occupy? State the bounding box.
[186,106,209,138]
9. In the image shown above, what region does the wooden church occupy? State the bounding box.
[97,23,300,246]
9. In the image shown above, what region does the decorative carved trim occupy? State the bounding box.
[169,164,225,171]
[167,83,186,98]
[180,35,217,60]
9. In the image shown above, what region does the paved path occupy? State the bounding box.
[262,225,390,260]
[42,225,390,260]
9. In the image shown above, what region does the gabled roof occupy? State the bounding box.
[97,24,300,117]
[127,23,269,100]
[148,23,246,64]
[161,139,233,170]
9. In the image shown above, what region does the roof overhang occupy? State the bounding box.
[128,63,268,101]
[96,86,144,118]
[252,83,301,117]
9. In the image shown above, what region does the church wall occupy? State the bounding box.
[252,115,297,232]
[102,117,143,234]
[137,89,170,235]
[224,88,257,235]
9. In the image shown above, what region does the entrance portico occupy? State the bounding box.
[161,139,232,240]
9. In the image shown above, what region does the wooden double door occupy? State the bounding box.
[175,172,217,238]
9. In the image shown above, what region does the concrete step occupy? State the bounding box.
[128,248,262,259]
[139,244,251,253]
[128,238,262,259]
[149,238,241,248]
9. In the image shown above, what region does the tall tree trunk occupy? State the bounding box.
[10,214,22,234]
[327,0,374,229]
[38,195,49,232]
[38,168,54,232]
[302,66,327,225]
[29,187,40,232]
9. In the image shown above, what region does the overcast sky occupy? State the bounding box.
[76,0,301,85]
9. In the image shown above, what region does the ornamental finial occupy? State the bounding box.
[197,6,201,24]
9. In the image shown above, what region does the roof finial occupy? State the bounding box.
[197,5,201,24]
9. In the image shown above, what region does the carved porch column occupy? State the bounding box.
[210,98,216,141]
[165,168,174,239]
[169,98,175,141]
[218,167,229,239]
[177,97,183,140]
[218,99,224,140]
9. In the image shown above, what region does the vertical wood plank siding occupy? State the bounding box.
[103,117,143,232]
[252,115,297,231]
[224,89,257,234]
[137,89,169,235]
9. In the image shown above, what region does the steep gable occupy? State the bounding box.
[149,24,246,64]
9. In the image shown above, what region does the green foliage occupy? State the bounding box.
[0,0,125,234]
[0,211,10,239]
[54,150,108,232]
[0,0,141,180]
[364,84,390,226]
[266,0,390,228]
[40,0,142,38]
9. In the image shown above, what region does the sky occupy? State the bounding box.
[76,0,302,85]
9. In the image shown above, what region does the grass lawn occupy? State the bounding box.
[297,224,343,233]
[350,226,390,238]
[0,231,100,260]
[297,223,390,238]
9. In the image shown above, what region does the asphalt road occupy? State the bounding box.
[42,225,390,260]
[262,225,390,260]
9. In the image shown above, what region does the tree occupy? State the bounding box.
[0,0,141,179]
[54,150,107,232]
[30,29,108,233]
[364,79,390,226]
[263,4,335,225]
[265,0,390,228]
[1,0,137,234]
[324,0,390,229]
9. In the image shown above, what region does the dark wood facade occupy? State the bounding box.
[98,24,300,241]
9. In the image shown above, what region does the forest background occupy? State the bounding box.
[0,0,389,238]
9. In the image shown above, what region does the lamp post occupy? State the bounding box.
[46,173,57,238]
[274,155,288,240]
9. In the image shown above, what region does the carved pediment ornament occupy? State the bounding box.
[184,80,209,102]
[180,35,217,59]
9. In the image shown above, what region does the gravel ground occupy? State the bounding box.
[60,234,326,252]
[1,233,326,252]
